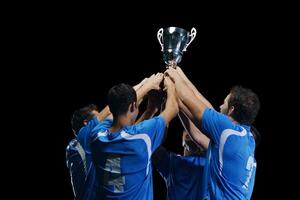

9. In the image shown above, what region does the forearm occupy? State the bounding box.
[133,78,147,91]
[136,85,152,106]
[135,107,158,124]
[160,89,179,125]
[191,86,213,109]
[178,99,200,128]
[182,92,207,124]
[97,79,147,122]
[96,106,111,121]
[165,89,179,121]
[178,111,209,149]
[175,78,207,122]
[178,70,213,109]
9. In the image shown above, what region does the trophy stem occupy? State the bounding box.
[166,60,177,69]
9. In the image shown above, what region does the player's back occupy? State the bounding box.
[66,117,102,200]
[66,139,97,200]
[91,116,165,200]
[153,147,206,200]
[201,109,257,199]
[209,125,257,200]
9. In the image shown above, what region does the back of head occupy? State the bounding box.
[71,104,98,133]
[228,86,260,125]
[107,83,137,117]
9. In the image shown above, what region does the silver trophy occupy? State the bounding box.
[157,27,197,67]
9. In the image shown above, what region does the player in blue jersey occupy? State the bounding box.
[91,73,179,199]
[66,104,111,200]
[66,78,149,200]
[166,66,260,200]
[152,96,210,200]
[152,129,207,200]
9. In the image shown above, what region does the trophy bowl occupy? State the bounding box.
[157,27,197,66]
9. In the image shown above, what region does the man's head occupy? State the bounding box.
[71,104,99,134]
[182,130,205,156]
[220,86,260,125]
[107,83,138,125]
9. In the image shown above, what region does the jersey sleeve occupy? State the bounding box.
[66,139,78,168]
[65,139,85,179]
[201,108,235,144]
[100,117,113,126]
[77,117,103,150]
[135,116,166,152]
[90,117,112,143]
[88,116,112,131]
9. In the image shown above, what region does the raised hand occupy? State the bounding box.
[144,73,164,90]
[165,67,181,83]
[133,77,148,91]
[163,75,176,93]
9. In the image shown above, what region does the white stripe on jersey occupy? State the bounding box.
[219,127,247,175]
[92,130,152,176]
[92,131,108,142]
[120,131,152,176]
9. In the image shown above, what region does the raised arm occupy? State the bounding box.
[178,100,210,149]
[160,76,179,125]
[95,106,111,121]
[136,73,164,106]
[96,77,151,121]
[166,67,206,123]
[176,66,214,109]
[135,90,163,124]
[133,77,148,91]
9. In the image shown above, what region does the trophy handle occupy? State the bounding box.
[157,28,164,51]
[183,27,197,51]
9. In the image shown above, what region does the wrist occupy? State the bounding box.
[141,83,153,92]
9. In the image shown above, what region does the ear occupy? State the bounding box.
[132,102,138,112]
[129,103,134,113]
[83,119,88,126]
[228,106,235,116]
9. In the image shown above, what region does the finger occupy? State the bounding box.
[141,78,148,84]
[149,74,155,79]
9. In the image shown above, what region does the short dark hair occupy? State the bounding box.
[107,83,137,117]
[228,86,260,125]
[71,104,98,133]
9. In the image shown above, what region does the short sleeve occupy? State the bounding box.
[77,117,101,151]
[135,116,166,152]
[201,108,235,144]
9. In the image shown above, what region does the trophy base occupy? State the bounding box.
[163,51,182,66]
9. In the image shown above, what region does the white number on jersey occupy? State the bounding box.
[103,154,125,192]
[243,156,257,190]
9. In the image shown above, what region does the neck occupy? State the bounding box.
[109,120,123,133]
[110,116,132,133]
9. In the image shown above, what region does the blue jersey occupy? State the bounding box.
[153,147,206,200]
[201,108,257,200]
[66,117,101,200]
[91,116,166,200]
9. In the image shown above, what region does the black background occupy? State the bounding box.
[14,7,296,199]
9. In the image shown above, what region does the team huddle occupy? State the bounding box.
[66,66,260,200]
